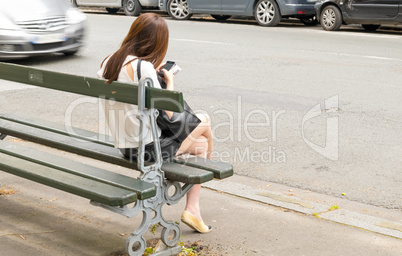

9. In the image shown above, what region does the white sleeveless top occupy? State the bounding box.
[97,55,162,148]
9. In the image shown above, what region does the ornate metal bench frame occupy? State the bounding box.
[91,78,192,256]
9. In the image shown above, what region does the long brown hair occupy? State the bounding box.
[102,13,169,84]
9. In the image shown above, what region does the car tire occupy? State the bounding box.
[62,49,79,56]
[300,16,318,26]
[362,24,380,31]
[123,0,142,16]
[254,0,281,27]
[106,8,120,14]
[320,5,342,31]
[211,15,231,21]
[167,0,192,20]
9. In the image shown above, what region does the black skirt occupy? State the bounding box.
[120,132,182,163]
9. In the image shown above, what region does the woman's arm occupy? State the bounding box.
[156,64,175,119]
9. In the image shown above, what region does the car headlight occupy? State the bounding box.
[66,8,86,25]
[0,13,17,30]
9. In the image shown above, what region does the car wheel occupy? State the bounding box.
[123,0,142,16]
[320,5,342,31]
[167,0,192,20]
[0,134,6,140]
[300,16,318,26]
[63,49,79,56]
[362,24,380,31]
[106,8,120,14]
[254,0,281,27]
[211,15,231,21]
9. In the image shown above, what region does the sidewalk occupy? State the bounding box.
[0,146,401,256]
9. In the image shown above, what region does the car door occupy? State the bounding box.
[76,0,98,4]
[102,0,120,4]
[189,0,221,12]
[344,0,399,19]
[221,0,250,13]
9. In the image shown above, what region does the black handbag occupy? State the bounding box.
[137,59,201,143]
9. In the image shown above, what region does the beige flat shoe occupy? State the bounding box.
[181,210,212,234]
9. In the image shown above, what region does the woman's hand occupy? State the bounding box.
[156,63,174,118]
[157,63,174,91]
[161,69,174,89]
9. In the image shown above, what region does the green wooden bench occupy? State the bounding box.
[0,62,233,256]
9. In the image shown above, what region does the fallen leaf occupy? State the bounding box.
[0,189,15,196]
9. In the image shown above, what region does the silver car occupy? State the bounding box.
[0,0,86,60]
[159,0,317,27]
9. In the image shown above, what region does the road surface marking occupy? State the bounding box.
[300,49,402,62]
[316,30,402,39]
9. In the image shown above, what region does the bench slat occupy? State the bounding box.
[0,114,114,147]
[0,118,123,164]
[161,162,214,184]
[0,114,234,180]
[0,140,156,200]
[0,62,184,112]
[0,153,137,207]
[173,156,233,180]
[0,119,215,184]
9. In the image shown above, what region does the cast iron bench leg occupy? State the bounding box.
[91,166,194,256]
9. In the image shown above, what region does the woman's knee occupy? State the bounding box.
[196,113,211,127]
[176,136,208,157]
[196,113,212,137]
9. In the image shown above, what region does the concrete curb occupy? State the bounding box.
[202,178,402,239]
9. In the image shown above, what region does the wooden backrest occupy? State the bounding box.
[0,62,184,112]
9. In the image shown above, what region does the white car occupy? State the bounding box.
[71,0,159,16]
[0,0,86,60]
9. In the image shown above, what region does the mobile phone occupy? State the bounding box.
[158,61,175,77]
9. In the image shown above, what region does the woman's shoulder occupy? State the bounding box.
[125,55,153,67]
[134,58,160,88]
[138,60,156,75]
[140,59,155,69]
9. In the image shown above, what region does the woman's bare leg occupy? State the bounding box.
[176,137,208,221]
[175,114,213,223]
[176,113,213,158]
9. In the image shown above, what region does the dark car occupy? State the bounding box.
[0,0,86,60]
[159,0,318,27]
[314,0,402,31]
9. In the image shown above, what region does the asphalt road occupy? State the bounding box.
[1,12,401,210]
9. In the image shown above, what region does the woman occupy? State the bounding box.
[97,13,213,233]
